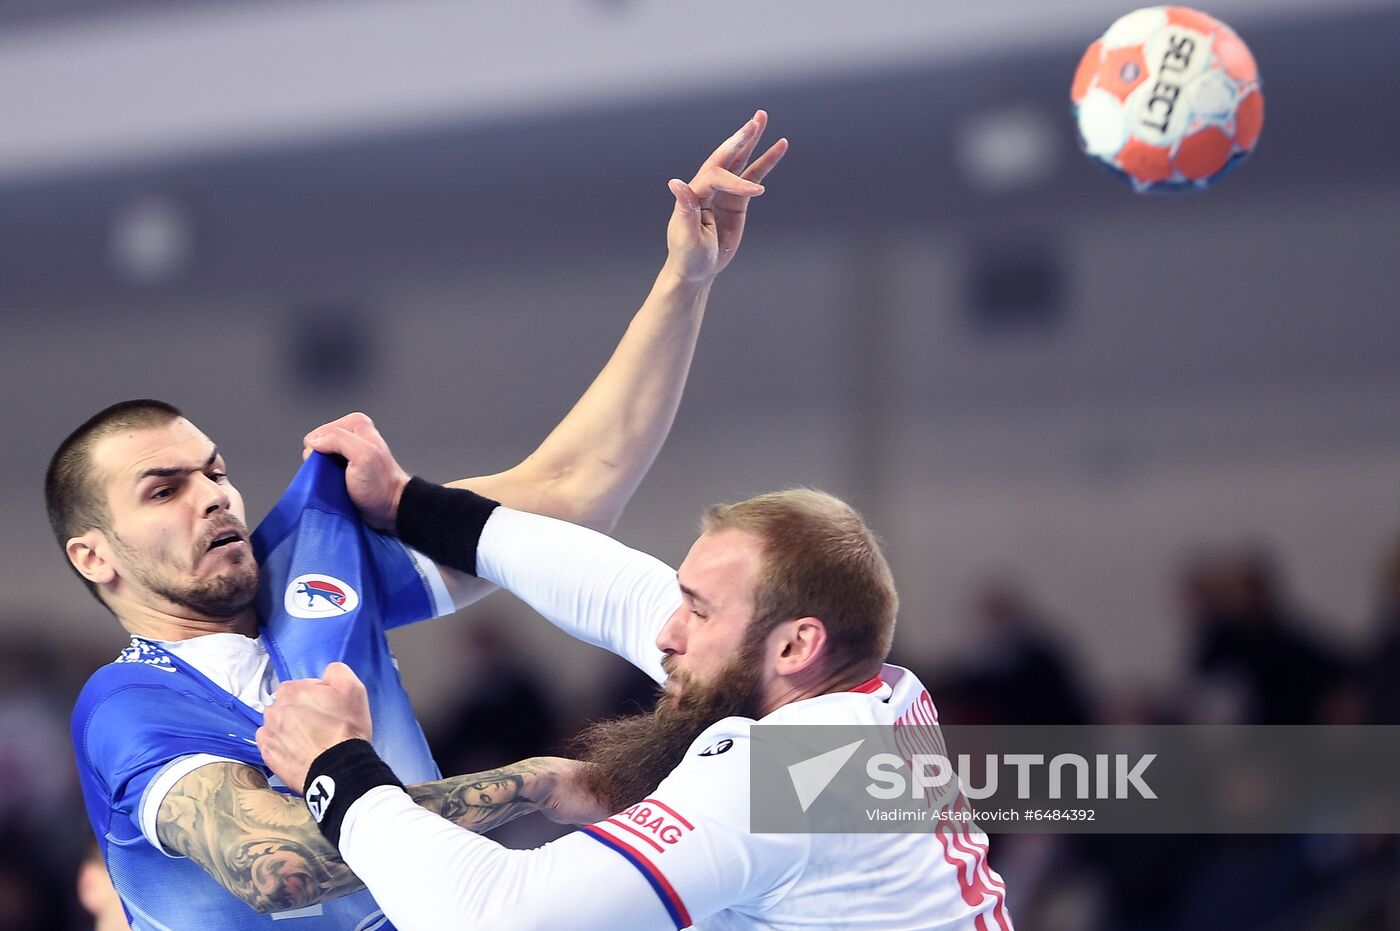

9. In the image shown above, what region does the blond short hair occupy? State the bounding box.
[702,488,897,681]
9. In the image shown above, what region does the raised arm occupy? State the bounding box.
[453,110,787,532]
[153,756,568,914]
[303,112,785,609]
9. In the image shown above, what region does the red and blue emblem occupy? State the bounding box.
[284,573,360,618]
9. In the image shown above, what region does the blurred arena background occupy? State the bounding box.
[2,0,1399,927]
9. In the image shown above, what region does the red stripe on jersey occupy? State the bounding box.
[639,798,695,831]
[604,817,667,854]
[955,828,1008,893]
[581,825,693,928]
[968,838,1008,894]
[849,675,885,694]
[947,827,1012,929]
[936,823,980,901]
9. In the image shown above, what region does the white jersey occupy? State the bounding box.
[581,667,1011,930]
[576,663,1008,924]
[337,507,1011,930]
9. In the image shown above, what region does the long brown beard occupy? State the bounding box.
[571,640,767,815]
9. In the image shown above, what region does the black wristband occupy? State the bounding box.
[303,739,404,849]
[395,477,500,576]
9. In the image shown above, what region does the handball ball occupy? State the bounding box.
[1071,6,1263,194]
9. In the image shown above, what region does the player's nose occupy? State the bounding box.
[196,472,232,515]
[655,603,688,655]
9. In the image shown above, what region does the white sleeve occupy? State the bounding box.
[475,507,678,683]
[340,787,676,931]
[581,724,809,922]
[339,725,809,930]
[398,541,457,619]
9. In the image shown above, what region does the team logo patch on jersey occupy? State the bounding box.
[285,574,360,618]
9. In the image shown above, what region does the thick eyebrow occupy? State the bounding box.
[678,582,712,609]
[135,446,220,483]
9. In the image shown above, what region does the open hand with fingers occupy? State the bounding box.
[665,109,788,283]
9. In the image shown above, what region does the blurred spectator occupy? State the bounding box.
[1073,690,1211,931]
[1364,536,1400,724]
[76,844,128,931]
[0,824,83,931]
[1182,549,1351,725]
[422,620,566,851]
[919,579,1095,925]
[0,636,95,930]
[1171,836,1312,930]
[426,620,561,776]
[0,644,77,829]
[952,577,1094,726]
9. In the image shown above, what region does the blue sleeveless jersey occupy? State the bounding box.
[71,453,455,930]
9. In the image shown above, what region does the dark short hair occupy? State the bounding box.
[45,400,185,604]
[701,488,898,683]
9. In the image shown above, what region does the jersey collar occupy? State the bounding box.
[848,674,886,694]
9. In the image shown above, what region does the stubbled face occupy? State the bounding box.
[655,528,767,709]
[88,418,258,620]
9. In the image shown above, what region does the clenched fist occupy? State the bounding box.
[257,662,373,793]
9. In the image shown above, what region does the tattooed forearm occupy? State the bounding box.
[156,762,362,914]
[406,757,556,834]
[157,758,565,913]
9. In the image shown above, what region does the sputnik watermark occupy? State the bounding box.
[865,752,1156,801]
[750,724,1400,834]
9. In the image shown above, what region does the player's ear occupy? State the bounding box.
[68,531,117,586]
[769,617,828,677]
